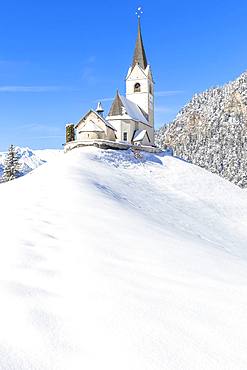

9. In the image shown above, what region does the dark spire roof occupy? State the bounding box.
[108,90,123,116]
[132,18,148,70]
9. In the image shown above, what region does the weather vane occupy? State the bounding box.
[136,6,143,18]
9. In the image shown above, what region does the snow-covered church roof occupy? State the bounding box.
[133,129,149,142]
[107,91,149,125]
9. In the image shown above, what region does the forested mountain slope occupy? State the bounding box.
[156,72,247,187]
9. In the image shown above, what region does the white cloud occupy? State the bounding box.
[81,56,97,85]
[155,106,174,113]
[95,97,114,102]
[86,56,96,64]
[0,86,63,93]
[29,135,64,140]
[156,90,184,97]
[17,123,64,139]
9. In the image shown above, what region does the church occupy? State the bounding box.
[65,17,155,151]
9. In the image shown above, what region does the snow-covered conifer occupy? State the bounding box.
[3,145,21,182]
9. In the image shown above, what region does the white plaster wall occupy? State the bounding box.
[77,131,105,141]
[107,120,122,141]
[108,118,155,145]
[126,64,154,131]
[108,119,137,143]
[105,126,116,141]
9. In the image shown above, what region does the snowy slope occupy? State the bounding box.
[33,148,63,162]
[0,147,247,370]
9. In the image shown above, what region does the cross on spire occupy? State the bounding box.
[136,6,143,18]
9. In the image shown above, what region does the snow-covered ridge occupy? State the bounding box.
[156,71,247,188]
[0,147,247,370]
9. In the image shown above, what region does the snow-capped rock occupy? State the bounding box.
[16,146,45,173]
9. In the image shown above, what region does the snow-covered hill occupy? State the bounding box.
[156,71,247,188]
[0,147,247,370]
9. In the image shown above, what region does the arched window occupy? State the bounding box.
[134,83,141,92]
[149,84,153,95]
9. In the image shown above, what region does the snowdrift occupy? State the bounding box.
[0,147,247,370]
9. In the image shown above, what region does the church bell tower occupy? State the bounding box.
[126,17,154,133]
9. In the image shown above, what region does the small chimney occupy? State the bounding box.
[96,101,104,118]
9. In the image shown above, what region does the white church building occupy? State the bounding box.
[65,17,156,151]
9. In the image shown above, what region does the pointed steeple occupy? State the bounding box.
[108,90,123,116]
[132,18,148,70]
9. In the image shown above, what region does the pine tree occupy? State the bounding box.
[3,145,21,182]
[66,124,75,143]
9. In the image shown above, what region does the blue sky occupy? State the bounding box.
[0,0,247,150]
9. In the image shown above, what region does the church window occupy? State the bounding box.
[149,84,153,94]
[134,83,141,92]
[123,132,128,141]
